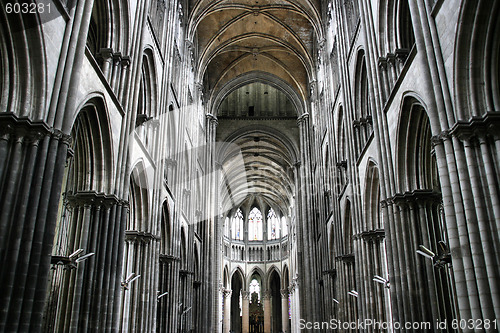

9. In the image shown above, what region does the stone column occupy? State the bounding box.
[98,48,114,79]
[223,289,232,333]
[242,291,250,333]
[263,291,271,333]
[281,289,289,333]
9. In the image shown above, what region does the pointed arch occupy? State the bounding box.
[0,4,46,118]
[396,96,438,193]
[455,0,500,117]
[160,201,172,254]
[248,206,263,241]
[129,160,150,231]
[231,266,246,289]
[87,0,130,58]
[352,50,373,157]
[395,95,456,326]
[343,200,353,255]
[223,265,230,289]
[364,160,381,231]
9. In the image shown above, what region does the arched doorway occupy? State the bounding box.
[248,273,264,333]
[269,270,282,333]
[231,271,244,332]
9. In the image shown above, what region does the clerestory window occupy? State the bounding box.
[248,207,263,241]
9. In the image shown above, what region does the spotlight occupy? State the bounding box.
[416,242,451,268]
[158,291,169,299]
[51,249,94,270]
[121,273,141,290]
[373,275,390,289]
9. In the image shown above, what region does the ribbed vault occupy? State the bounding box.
[218,129,296,214]
[188,0,323,107]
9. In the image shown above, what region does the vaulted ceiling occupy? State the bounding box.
[188,0,323,110]
[218,130,296,213]
[188,0,319,212]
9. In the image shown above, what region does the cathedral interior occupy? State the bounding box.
[0,0,499,332]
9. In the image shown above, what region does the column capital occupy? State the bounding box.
[378,56,388,70]
[113,52,122,64]
[386,52,396,65]
[280,289,289,299]
[242,291,251,300]
[121,56,131,68]
[297,113,310,126]
[206,113,218,126]
[222,289,232,298]
[97,47,114,61]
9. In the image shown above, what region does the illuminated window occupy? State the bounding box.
[267,208,279,240]
[249,279,261,302]
[248,207,263,241]
[232,209,244,240]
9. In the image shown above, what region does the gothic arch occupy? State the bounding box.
[396,96,438,192]
[180,227,188,268]
[363,159,381,231]
[282,265,290,290]
[157,200,173,332]
[160,201,172,254]
[0,4,46,118]
[194,244,200,279]
[230,267,245,332]
[128,160,150,231]
[336,105,348,191]
[87,0,130,58]
[211,71,305,116]
[378,0,415,54]
[44,96,116,331]
[138,48,158,118]
[455,0,500,118]
[68,96,114,193]
[223,265,230,289]
[342,199,353,255]
[396,0,415,51]
[353,50,373,157]
[231,267,246,289]
[361,160,388,325]
[268,268,283,332]
[266,266,282,289]
[248,267,266,290]
[395,95,456,326]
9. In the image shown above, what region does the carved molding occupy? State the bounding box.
[450,112,500,141]
[159,254,180,263]
[65,191,120,207]
[125,230,160,243]
[359,229,385,242]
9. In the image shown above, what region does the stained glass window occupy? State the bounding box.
[267,208,279,240]
[248,207,263,241]
[232,209,243,240]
